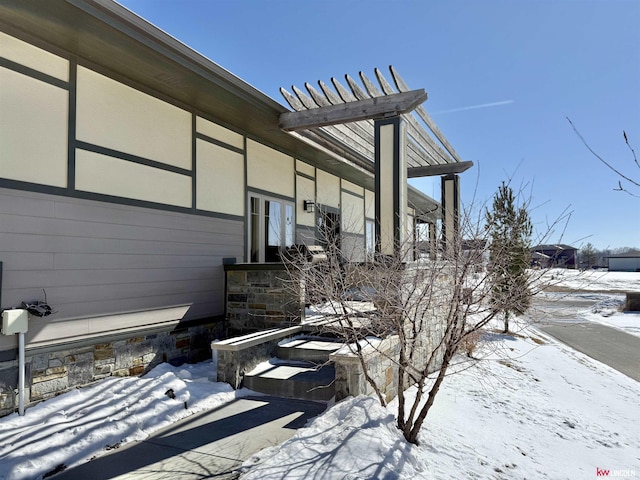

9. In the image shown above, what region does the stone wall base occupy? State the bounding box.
[625,292,640,312]
[0,320,223,418]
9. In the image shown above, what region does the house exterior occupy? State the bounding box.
[0,0,467,415]
[531,244,577,269]
[607,252,640,272]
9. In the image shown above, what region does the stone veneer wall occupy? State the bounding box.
[215,338,281,389]
[0,321,223,417]
[224,264,303,332]
[330,264,450,403]
[331,338,401,404]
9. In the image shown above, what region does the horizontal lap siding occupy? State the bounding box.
[0,188,243,348]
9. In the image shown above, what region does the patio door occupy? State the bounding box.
[248,193,294,263]
[317,207,340,255]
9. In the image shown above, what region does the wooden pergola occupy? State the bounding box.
[279,66,472,256]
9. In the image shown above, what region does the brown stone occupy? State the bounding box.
[129,365,144,376]
[385,367,394,385]
[32,370,67,384]
[94,344,114,360]
[45,366,67,376]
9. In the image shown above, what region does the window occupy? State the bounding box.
[365,219,375,262]
[248,193,294,262]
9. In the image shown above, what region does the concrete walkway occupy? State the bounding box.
[538,322,640,382]
[532,295,640,382]
[54,396,327,479]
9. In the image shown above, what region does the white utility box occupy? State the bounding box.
[1,309,29,335]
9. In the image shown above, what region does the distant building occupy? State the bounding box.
[531,244,577,269]
[607,252,640,272]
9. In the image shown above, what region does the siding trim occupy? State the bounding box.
[67,57,78,191]
[191,114,197,210]
[296,171,315,182]
[0,178,243,222]
[195,132,244,155]
[76,141,193,177]
[0,57,68,90]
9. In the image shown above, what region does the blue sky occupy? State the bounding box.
[118,0,639,250]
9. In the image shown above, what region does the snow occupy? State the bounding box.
[538,268,640,293]
[240,271,640,479]
[534,269,640,337]
[0,361,248,480]
[1,269,638,479]
[241,326,640,479]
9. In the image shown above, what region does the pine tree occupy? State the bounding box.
[485,182,533,333]
[580,242,598,269]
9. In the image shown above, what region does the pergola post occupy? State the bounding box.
[441,174,460,256]
[374,116,407,258]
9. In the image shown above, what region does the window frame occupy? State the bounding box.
[247,192,295,263]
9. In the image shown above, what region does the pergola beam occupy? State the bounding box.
[279,89,427,131]
[407,161,474,178]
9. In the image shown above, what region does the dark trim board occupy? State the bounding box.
[295,171,315,182]
[0,261,3,313]
[0,56,69,90]
[341,188,365,199]
[246,188,295,203]
[195,132,244,154]
[67,57,78,191]
[192,114,197,211]
[76,141,193,177]
[0,179,244,222]
[224,263,288,272]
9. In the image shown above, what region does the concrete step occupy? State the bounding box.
[243,361,335,402]
[276,337,345,363]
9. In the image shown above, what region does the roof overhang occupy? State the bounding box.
[0,0,441,219]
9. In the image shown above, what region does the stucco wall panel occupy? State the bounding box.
[75,149,192,208]
[196,139,244,215]
[341,191,364,235]
[196,116,243,150]
[0,67,68,187]
[76,66,191,169]
[296,175,315,227]
[246,140,294,197]
[0,31,69,81]
[316,170,340,208]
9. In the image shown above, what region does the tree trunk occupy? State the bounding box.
[503,312,509,333]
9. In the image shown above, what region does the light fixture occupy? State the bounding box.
[303,200,315,213]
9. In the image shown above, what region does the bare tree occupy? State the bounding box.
[282,194,549,445]
[567,117,640,197]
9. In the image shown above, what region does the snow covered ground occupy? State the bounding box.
[240,326,640,479]
[536,269,640,337]
[0,362,250,480]
[0,269,638,479]
[538,268,640,293]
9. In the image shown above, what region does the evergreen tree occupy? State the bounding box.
[485,182,533,333]
[580,242,598,269]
